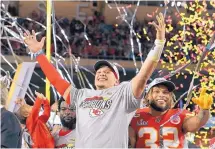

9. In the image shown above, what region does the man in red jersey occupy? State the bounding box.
[210,137,215,149]
[129,78,213,148]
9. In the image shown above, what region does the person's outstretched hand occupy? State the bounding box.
[151,13,166,41]
[23,30,46,53]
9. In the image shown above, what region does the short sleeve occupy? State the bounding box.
[120,82,143,113]
[181,109,192,121]
[70,85,85,105]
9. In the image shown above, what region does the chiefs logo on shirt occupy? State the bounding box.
[80,96,113,117]
[90,108,104,117]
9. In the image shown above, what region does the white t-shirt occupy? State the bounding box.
[70,81,142,148]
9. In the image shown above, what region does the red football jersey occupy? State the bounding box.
[210,137,215,147]
[130,108,189,148]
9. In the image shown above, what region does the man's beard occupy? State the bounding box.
[60,117,76,130]
[149,100,169,112]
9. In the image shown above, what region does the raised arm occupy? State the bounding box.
[35,92,51,123]
[23,30,71,104]
[131,13,166,98]
[182,88,212,132]
[29,96,42,123]
[26,92,44,132]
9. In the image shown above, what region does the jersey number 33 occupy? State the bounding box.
[138,127,180,148]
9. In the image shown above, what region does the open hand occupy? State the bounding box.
[192,88,213,110]
[35,91,46,100]
[151,13,166,41]
[23,30,46,53]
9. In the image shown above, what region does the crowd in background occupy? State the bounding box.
[2,5,212,64]
[2,9,181,61]
[1,5,215,149]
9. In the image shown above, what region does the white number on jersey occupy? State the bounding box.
[138,127,180,148]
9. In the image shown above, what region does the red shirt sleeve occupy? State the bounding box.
[37,54,71,105]
[36,54,70,96]
[180,109,192,121]
[26,97,42,134]
[39,99,51,123]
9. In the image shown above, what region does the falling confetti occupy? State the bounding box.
[1,1,214,148]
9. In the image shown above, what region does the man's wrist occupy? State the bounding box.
[155,39,166,45]
[197,109,209,120]
[33,49,44,58]
[147,39,166,62]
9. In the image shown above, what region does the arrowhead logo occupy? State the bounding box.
[89,108,104,117]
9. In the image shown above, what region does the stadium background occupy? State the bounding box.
[1,1,215,147]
